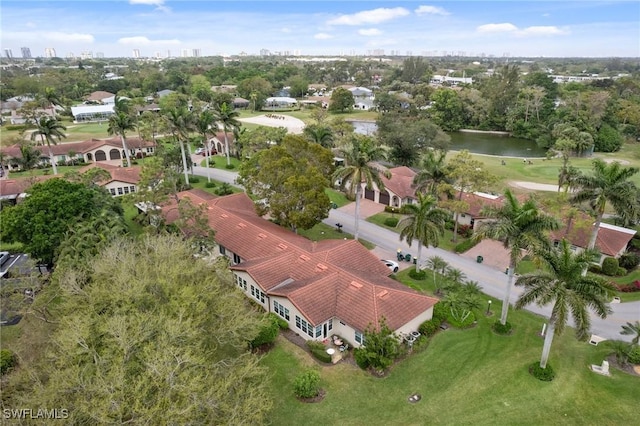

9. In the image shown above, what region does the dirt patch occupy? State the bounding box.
[603,158,631,165]
[296,388,326,403]
[606,355,640,377]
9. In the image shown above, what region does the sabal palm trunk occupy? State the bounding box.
[500,258,517,325]
[583,210,604,276]
[48,145,58,175]
[415,243,423,272]
[354,184,362,239]
[540,318,556,369]
[205,149,211,182]
[223,128,231,166]
[178,140,190,186]
[120,135,132,167]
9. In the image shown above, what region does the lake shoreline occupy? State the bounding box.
[459,129,511,136]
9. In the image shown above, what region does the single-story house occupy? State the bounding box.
[550,214,637,264]
[79,163,142,197]
[85,91,116,104]
[208,132,236,157]
[232,97,250,109]
[264,97,298,110]
[162,190,438,347]
[70,104,115,122]
[0,176,55,209]
[450,191,506,230]
[363,166,418,208]
[0,137,156,171]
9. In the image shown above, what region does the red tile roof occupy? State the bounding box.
[454,191,505,217]
[163,190,437,332]
[380,166,417,199]
[0,175,56,198]
[86,91,115,101]
[1,137,155,159]
[79,163,142,185]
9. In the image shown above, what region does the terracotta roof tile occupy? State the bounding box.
[380,166,417,199]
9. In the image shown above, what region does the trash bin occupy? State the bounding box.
[476,255,483,263]
[331,202,338,209]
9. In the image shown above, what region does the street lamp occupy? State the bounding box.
[486,300,492,315]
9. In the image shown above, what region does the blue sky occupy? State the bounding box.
[1,1,639,58]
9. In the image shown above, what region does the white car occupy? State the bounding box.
[381,259,399,273]
[194,147,205,155]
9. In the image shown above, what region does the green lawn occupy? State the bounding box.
[198,155,241,170]
[122,199,145,236]
[189,178,243,195]
[325,188,350,208]
[298,222,375,250]
[261,296,638,425]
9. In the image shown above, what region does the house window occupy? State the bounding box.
[233,253,241,264]
[273,300,290,321]
[315,325,322,338]
[219,245,226,255]
[355,331,364,344]
[130,186,136,193]
[117,187,123,195]
[295,315,314,338]
[109,188,116,196]
[123,187,130,194]
[250,285,265,304]
[339,321,346,326]
[242,278,247,290]
[146,147,153,153]
[328,319,333,331]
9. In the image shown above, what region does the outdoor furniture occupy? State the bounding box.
[326,348,336,355]
[334,338,343,346]
[339,344,349,352]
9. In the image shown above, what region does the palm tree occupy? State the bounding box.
[17,142,41,172]
[332,135,389,239]
[43,87,63,119]
[30,116,66,175]
[165,107,194,186]
[303,124,334,148]
[620,320,640,345]
[515,240,614,369]
[413,149,449,195]
[107,111,134,167]
[214,102,241,166]
[570,159,640,251]
[475,189,560,326]
[195,109,215,183]
[426,255,448,295]
[399,193,449,272]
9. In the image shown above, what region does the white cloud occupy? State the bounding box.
[327,7,409,26]
[45,32,95,42]
[476,23,518,33]
[314,33,333,40]
[129,0,164,5]
[542,13,551,17]
[359,28,382,36]
[118,36,180,45]
[519,26,568,36]
[281,27,291,33]
[414,5,450,16]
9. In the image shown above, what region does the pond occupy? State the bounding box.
[350,120,548,158]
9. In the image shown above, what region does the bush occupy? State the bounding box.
[448,312,476,329]
[0,349,16,375]
[353,348,370,369]
[418,318,441,337]
[454,238,480,253]
[458,224,473,238]
[444,220,455,231]
[225,164,235,170]
[432,303,448,322]
[214,183,233,196]
[310,348,332,363]
[4,124,27,131]
[616,267,627,276]
[627,346,640,365]
[408,269,427,280]
[588,264,602,274]
[602,257,619,276]
[293,369,321,398]
[384,217,399,227]
[190,176,201,184]
[492,321,513,335]
[619,252,640,270]
[384,206,401,214]
[249,314,280,348]
[617,280,640,293]
[204,181,216,188]
[529,362,555,381]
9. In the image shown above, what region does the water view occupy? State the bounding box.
[350,120,547,158]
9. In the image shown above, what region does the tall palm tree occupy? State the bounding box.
[30,116,66,175]
[426,255,448,295]
[570,159,640,251]
[165,107,194,186]
[620,320,640,345]
[18,142,41,172]
[332,135,389,239]
[399,193,449,272]
[107,111,135,167]
[195,109,215,183]
[43,87,63,119]
[413,149,449,195]
[515,240,614,369]
[214,102,241,166]
[475,189,560,325]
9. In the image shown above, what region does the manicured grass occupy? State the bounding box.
[366,211,404,231]
[325,188,350,208]
[122,200,145,236]
[261,298,639,425]
[606,269,640,302]
[189,178,243,195]
[198,155,241,170]
[5,165,85,179]
[298,223,375,250]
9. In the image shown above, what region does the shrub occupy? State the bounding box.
[190,176,201,184]
[458,225,473,238]
[310,348,332,363]
[204,181,216,188]
[384,206,401,214]
[408,269,427,280]
[619,252,640,270]
[273,314,289,329]
[628,346,640,365]
[418,318,441,337]
[0,349,16,375]
[529,362,555,381]
[384,217,399,227]
[305,340,325,351]
[432,303,448,322]
[493,321,513,335]
[214,183,233,196]
[225,164,235,170]
[601,257,619,276]
[454,238,479,253]
[588,264,602,274]
[444,220,455,231]
[617,281,640,293]
[249,314,280,348]
[616,267,627,276]
[4,124,27,131]
[293,369,321,398]
[353,348,370,369]
[447,311,476,328]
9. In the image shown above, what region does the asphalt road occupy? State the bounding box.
[190,165,639,343]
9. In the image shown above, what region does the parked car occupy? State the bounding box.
[199,149,217,156]
[195,147,205,155]
[381,259,399,273]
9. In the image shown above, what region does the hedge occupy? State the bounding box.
[602,257,619,276]
[628,346,640,364]
[310,348,332,363]
[408,269,427,280]
[384,217,399,227]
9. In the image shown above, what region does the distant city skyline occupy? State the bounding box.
[2,1,639,58]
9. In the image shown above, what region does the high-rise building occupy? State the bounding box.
[21,47,32,58]
[167,50,171,58]
[132,49,140,58]
[4,49,13,58]
[80,51,93,59]
[44,47,57,58]
[96,52,104,58]
[192,48,201,57]
[181,49,189,57]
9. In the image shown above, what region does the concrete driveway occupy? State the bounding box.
[462,239,517,273]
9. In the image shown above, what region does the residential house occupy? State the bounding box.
[363,166,418,208]
[162,190,438,346]
[0,176,55,209]
[264,97,298,110]
[85,91,116,104]
[208,132,236,156]
[451,191,506,230]
[550,213,637,264]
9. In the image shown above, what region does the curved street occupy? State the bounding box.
[191,165,639,343]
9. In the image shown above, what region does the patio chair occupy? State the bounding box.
[340,344,349,352]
